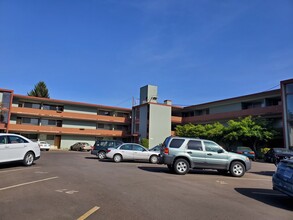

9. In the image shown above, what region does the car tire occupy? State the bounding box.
[46,149,49,151]
[98,151,106,159]
[150,155,158,164]
[23,152,35,166]
[174,158,189,175]
[230,161,245,177]
[113,154,122,163]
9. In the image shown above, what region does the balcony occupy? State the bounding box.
[171,116,182,124]
[8,124,130,137]
[182,105,283,124]
[10,107,130,124]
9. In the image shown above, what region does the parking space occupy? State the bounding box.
[0,152,292,220]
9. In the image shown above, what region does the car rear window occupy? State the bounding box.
[187,140,203,151]
[169,139,185,148]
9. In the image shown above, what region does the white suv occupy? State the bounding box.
[0,133,41,166]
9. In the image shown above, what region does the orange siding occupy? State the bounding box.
[9,124,129,137]
[10,107,130,124]
[171,116,182,124]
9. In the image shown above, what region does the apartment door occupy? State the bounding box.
[54,135,61,149]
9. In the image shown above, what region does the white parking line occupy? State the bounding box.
[0,167,40,174]
[77,206,100,220]
[0,176,59,191]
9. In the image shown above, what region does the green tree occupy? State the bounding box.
[28,81,50,98]
[140,138,149,149]
[175,122,224,142]
[223,116,276,154]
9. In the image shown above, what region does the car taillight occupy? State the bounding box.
[236,151,243,154]
[164,147,169,155]
[107,150,111,153]
[249,151,255,154]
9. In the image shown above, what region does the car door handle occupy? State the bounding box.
[207,153,212,156]
[187,151,192,154]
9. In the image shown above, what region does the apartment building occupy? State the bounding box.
[0,92,132,149]
[1,78,292,149]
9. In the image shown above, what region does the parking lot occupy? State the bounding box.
[0,151,292,220]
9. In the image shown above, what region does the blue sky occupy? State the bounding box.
[0,0,292,108]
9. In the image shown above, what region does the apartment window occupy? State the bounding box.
[47,135,55,140]
[116,112,129,117]
[23,102,41,109]
[98,110,112,116]
[242,102,262,109]
[41,119,57,126]
[22,117,39,125]
[56,120,62,127]
[22,133,38,140]
[43,104,56,110]
[97,123,112,130]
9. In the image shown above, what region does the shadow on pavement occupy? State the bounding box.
[138,166,225,176]
[235,188,293,211]
[84,156,99,160]
[0,162,28,169]
[249,171,275,176]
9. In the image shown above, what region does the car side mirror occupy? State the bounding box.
[218,149,224,154]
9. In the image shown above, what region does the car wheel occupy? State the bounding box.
[23,152,35,166]
[98,151,106,159]
[46,149,49,151]
[150,155,158,164]
[174,159,189,175]
[113,154,122,163]
[230,161,245,177]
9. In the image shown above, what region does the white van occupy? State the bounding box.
[0,133,40,166]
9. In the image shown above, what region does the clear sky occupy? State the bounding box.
[0,0,292,108]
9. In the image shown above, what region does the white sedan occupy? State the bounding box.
[106,143,159,163]
[38,141,51,151]
[0,133,40,166]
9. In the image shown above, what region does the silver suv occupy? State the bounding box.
[159,136,251,177]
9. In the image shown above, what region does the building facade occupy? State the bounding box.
[0,92,132,149]
[1,78,292,150]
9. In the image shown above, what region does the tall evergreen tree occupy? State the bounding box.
[28,81,50,98]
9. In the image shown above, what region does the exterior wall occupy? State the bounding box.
[140,85,158,104]
[64,105,97,115]
[149,104,171,148]
[139,105,148,139]
[281,79,293,149]
[60,135,96,150]
[209,103,242,114]
[62,119,96,129]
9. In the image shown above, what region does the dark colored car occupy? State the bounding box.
[229,146,256,161]
[70,142,92,151]
[264,148,293,164]
[273,159,293,197]
[91,140,123,159]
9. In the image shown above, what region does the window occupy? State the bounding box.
[120,144,132,150]
[132,145,144,151]
[8,135,28,144]
[22,117,39,125]
[0,136,7,144]
[41,119,56,126]
[204,141,221,152]
[187,140,203,151]
[24,102,41,109]
[47,135,55,140]
[169,139,185,148]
